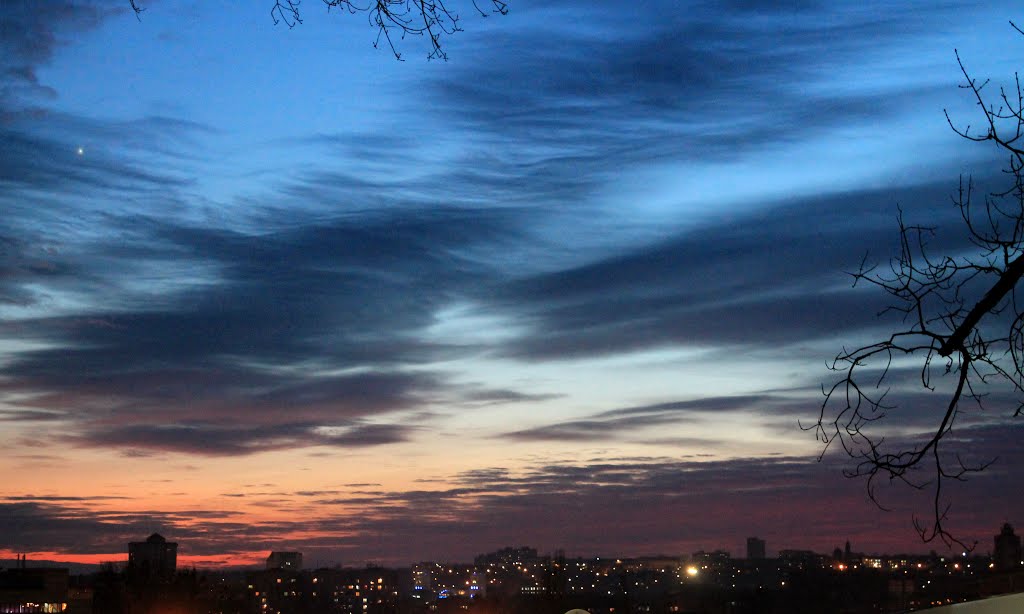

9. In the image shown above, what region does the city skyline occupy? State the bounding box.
[2,1,1024,568]
[5,525,1019,571]
[10,535,1017,614]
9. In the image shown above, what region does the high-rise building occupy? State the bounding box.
[468,570,487,599]
[247,567,306,614]
[127,533,177,583]
[266,551,303,571]
[994,523,1022,571]
[412,563,435,593]
[746,537,766,560]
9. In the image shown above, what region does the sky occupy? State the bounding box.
[1,0,1024,569]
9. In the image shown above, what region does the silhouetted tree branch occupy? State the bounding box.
[810,22,1024,551]
[130,0,508,60]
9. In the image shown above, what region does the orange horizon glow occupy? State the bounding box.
[0,549,266,569]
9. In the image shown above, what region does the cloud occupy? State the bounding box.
[500,393,810,442]
[0,1,124,115]
[0,410,66,422]
[501,410,698,443]
[0,125,192,194]
[74,420,416,456]
[4,495,128,502]
[5,421,1023,563]
[0,499,225,554]
[431,1,977,186]
[479,180,974,361]
[0,204,551,455]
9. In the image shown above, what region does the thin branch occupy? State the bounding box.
[128,0,506,59]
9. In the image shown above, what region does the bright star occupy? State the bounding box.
[76,146,84,156]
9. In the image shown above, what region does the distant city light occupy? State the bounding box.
[685,566,699,577]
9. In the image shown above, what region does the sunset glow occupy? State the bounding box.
[2,0,1023,569]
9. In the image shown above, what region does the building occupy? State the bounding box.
[248,566,400,614]
[247,567,307,614]
[994,523,1022,572]
[127,533,178,583]
[267,551,303,571]
[468,569,487,599]
[746,537,766,560]
[412,563,435,593]
[0,566,69,613]
[778,549,828,571]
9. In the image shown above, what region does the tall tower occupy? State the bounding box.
[994,524,1022,571]
[746,537,766,560]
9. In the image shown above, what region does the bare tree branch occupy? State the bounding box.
[129,0,508,60]
[815,23,1024,550]
[938,253,1024,357]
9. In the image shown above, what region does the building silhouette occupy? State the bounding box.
[0,565,69,613]
[247,564,399,614]
[746,537,766,560]
[267,551,303,571]
[994,523,1022,572]
[127,533,178,583]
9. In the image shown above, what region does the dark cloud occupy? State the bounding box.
[4,495,128,502]
[601,395,787,418]
[0,205,549,454]
[0,118,209,315]
[0,499,214,555]
[430,1,973,184]
[0,410,65,422]
[0,127,192,194]
[3,364,434,416]
[458,388,562,405]
[502,412,694,442]
[318,423,413,447]
[481,181,973,361]
[500,393,809,442]
[342,432,1024,561]
[73,420,414,456]
[0,1,123,114]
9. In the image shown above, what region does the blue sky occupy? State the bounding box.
[1,0,1023,566]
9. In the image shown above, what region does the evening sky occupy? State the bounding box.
[1,0,1022,567]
